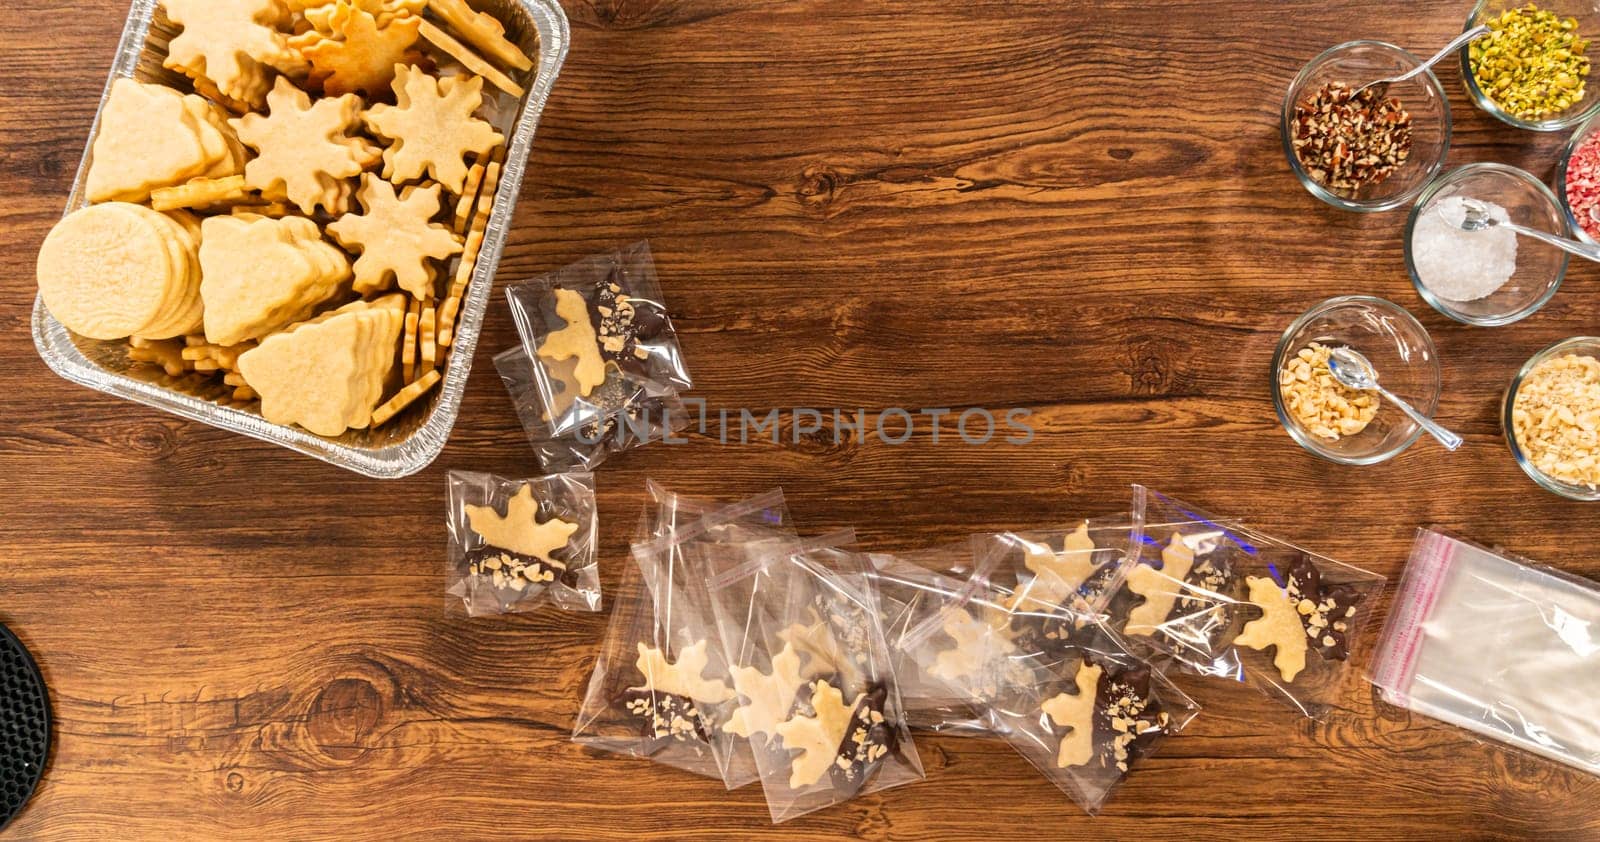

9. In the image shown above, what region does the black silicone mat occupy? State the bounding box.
[0,621,48,832]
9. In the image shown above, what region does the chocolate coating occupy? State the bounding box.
[830,683,897,795]
[1285,555,1362,662]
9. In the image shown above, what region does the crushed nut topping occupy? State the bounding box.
[1292,81,1413,192]
[1512,353,1600,489]
[1280,342,1380,442]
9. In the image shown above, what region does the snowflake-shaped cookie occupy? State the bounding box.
[161,0,308,111]
[232,77,382,215]
[293,2,423,97]
[364,64,505,193]
[328,174,463,298]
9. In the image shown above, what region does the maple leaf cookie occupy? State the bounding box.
[161,0,309,111]
[232,77,382,216]
[327,174,463,298]
[292,1,423,97]
[462,483,578,589]
[364,64,505,193]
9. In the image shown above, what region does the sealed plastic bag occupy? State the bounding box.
[492,345,689,472]
[1368,528,1600,778]
[895,543,1197,815]
[867,546,991,735]
[704,533,923,822]
[971,521,1144,655]
[1096,486,1386,717]
[504,241,691,440]
[445,470,599,616]
[571,487,793,787]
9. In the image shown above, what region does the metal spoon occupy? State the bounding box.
[1326,346,1463,451]
[1452,197,1600,263]
[1354,25,1492,99]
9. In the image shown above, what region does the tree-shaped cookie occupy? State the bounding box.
[161,0,309,111]
[232,77,382,215]
[723,643,806,739]
[463,484,577,567]
[293,2,423,97]
[774,680,860,789]
[328,174,464,298]
[365,64,505,193]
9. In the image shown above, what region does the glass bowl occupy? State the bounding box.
[1282,40,1452,212]
[1556,108,1600,244]
[1272,296,1443,465]
[1462,1,1600,132]
[1404,163,1568,326]
[1502,336,1600,500]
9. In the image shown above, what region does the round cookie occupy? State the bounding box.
[36,203,183,340]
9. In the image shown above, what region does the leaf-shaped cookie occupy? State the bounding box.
[774,680,859,789]
[1009,523,1098,611]
[232,77,382,216]
[1040,662,1103,768]
[629,641,734,705]
[537,288,607,396]
[723,644,806,739]
[1123,533,1195,636]
[1233,575,1309,682]
[463,484,577,564]
[927,606,1014,687]
[328,174,463,298]
[294,2,423,97]
[364,64,505,193]
[161,0,309,111]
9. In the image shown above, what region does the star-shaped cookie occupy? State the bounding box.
[328,174,464,298]
[364,64,505,193]
[232,77,382,215]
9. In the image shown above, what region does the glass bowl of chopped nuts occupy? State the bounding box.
[1503,336,1600,500]
[1405,163,1569,326]
[1283,40,1451,212]
[1464,1,1600,132]
[1273,296,1443,465]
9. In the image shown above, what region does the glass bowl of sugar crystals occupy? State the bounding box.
[1405,163,1568,326]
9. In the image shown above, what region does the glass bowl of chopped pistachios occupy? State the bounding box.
[1273,296,1443,465]
[1283,41,1451,212]
[1464,1,1600,131]
[1503,336,1600,500]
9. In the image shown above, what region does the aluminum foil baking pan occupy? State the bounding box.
[31,0,569,478]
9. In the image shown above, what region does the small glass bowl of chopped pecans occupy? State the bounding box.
[1504,336,1600,500]
[1273,296,1443,465]
[1282,40,1451,212]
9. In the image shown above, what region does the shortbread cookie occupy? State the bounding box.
[426,0,533,71]
[151,175,252,211]
[723,643,806,739]
[1041,662,1101,768]
[1233,575,1309,683]
[161,0,309,111]
[370,367,440,426]
[36,203,201,340]
[199,214,352,345]
[364,64,504,193]
[628,640,735,705]
[327,174,463,297]
[293,1,423,97]
[232,77,382,216]
[418,19,524,97]
[235,295,406,435]
[86,79,243,203]
[775,680,859,789]
[463,483,577,565]
[1123,533,1194,637]
[536,288,607,396]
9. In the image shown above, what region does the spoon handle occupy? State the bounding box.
[1397,24,1492,84]
[1377,384,1463,451]
[1505,220,1600,263]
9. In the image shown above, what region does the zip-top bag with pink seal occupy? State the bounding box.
[1368,528,1600,779]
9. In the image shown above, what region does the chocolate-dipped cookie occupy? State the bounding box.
[1091,663,1170,773]
[830,683,897,794]
[590,274,667,378]
[618,688,716,754]
[465,546,567,593]
[1285,555,1362,662]
[1171,545,1237,649]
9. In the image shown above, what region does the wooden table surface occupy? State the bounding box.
[3,0,1599,838]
